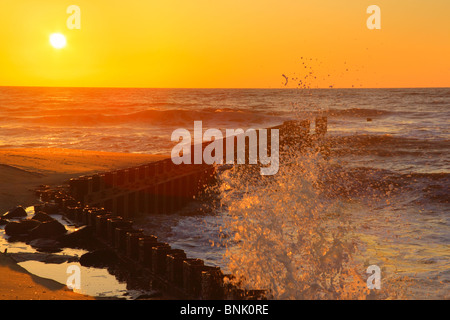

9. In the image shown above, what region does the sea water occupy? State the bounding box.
[0,87,448,299]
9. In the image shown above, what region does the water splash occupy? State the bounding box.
[216,145,373,299]
[211,61,412,299]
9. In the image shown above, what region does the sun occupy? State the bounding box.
[49,33,67,49]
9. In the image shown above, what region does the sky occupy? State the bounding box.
[0,0,449,88]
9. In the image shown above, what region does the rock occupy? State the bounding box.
[32,211,55,222]
[0,217,9,226]
[43,254,77,264]
[5,219,42,236]
[58,225,94,248]
[135,291,163,300]
[37,204,59,215]
[29,238,62,252]
[7,252,77,264]
[3,206,27,219]
[29,220,67,239]
[79,249,118,267]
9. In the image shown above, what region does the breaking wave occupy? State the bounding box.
[213,145,408,299]
[0,108,288,128]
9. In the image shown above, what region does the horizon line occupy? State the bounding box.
[0,85,449,90]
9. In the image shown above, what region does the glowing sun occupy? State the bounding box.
[49,33,67,49]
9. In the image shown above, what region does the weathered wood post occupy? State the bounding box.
[167,251,188,288]
[183,259,205,297]
[138,235,158,267]
[69,177,89,205]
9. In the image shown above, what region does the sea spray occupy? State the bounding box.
[211,62,370,299]
[216,145,371,299]
[210,61,411,298]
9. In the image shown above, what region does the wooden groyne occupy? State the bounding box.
[67,117,327,217]
[68,158,214,218]
[35,118,327,299]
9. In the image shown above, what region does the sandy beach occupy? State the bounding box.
[0,147,168,300]
[0,148,168,213]
[0,252,93,300]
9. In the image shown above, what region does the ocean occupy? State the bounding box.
[0,87,448,299]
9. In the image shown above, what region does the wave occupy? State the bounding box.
[320,107,400,118]
[327,134,449,156]
[319,163,449,204]
[314,107,441,119]
[0,108,287,127]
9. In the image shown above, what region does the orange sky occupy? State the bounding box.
[0,0,449,88]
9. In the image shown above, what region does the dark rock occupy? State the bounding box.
[32,211,55,222]
[58,225,94,247]
[37,204,59,215]
[135,291,163,300]
[7,252,77,264]
[5,219,41,236]
[29,220,67,239]
[79,249,118,267]
[44,254,77,264]
[29,238,62,252]
[0,217,9,226]
[3,206,27,219]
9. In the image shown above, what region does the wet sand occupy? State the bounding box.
[0,147,168,300]
[0,252,93,300]
[0,148,168,213]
